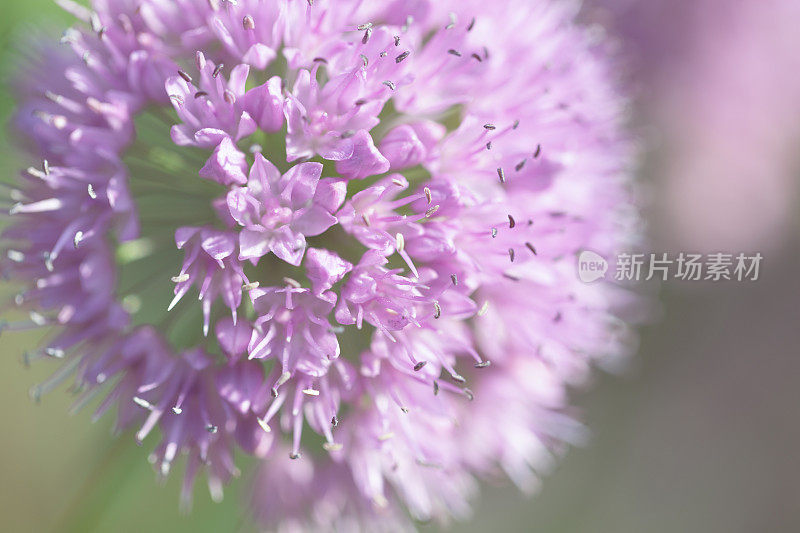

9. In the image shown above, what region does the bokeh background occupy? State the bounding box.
[2,1,799,532]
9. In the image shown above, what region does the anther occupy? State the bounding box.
[357,22,373,31]
[525,242,538,255]
[413,361,426,372]
[483,124,496,130]
[45,348,65,359]
[169,94,184,106]
[178,70,192,83]
[362,27,372,44]
[451,373,466,384]
[171,273,190,283]
[289,452,301,460]
[213,63,224,78]
[331,415,338,427]
[223,90,236,104]
[394,35,401,46]
[497,168,506,183]
[242,15,255,30]
[508,214,516,228]
[534,144,542,158]
[471,53,483,62]
[313,57,328,64]
[382,80,396,91]
[395,233,404,253]
[491,227,497,238]
[448,49,462,57]
[395,51,410,63]
[43,159,50,175]
[486,141,492,150]
[283,277,301,288]
[206,424,218,433]
[478,301,490,316]
[133,397,154,410]
[451,274,458,285]
[73,231,84,249]
[513,119,520,129]
[242,281,259,291]
[509,248,516,262]
[194,91,208,98]
[425,204,439,218]
[87,184,97,199]
[360,54,368,67]
[323,442,343,452]
[515,159,526,172]
[463,388,475,401]
[474,360,491,368]
[433,301,441,319]
[468,17,476,31]
[433,380,439,395]
[302,388,320,396]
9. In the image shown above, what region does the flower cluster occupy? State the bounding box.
[1,0,638,529]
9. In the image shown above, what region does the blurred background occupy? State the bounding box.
[2,1,799,532]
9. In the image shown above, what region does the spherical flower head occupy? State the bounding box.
[1,0,640,529]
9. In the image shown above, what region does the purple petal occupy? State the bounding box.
[335,130,390,179]
[199,137,248,185]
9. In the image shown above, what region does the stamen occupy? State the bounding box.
[451,274,458,285]
[508,215,516,228]
[425,204,439,218]
[413,361,426,371]
[525,242,538,255]
[474,360,491,368]
[242,15,255,30]
[497,168,506,183]
[178,70,192,83]
[395,51,410,63]
[433,301,441,319]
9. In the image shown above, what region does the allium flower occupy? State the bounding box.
[1,0,638,530]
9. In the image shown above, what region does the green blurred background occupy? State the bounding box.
[2,1,800,532]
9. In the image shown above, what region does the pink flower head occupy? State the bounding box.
[2,0,640,530]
